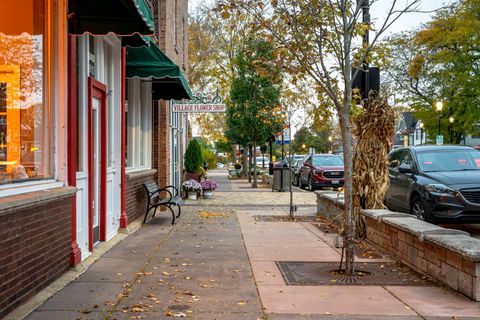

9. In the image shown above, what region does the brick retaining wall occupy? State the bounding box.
[0,188,75,317]
[316,191,480,301]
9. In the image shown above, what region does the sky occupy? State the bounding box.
[189,0,453,33]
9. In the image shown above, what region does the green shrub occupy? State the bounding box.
[202,149,217,169]
[185,139,203,173]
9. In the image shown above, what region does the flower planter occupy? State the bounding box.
[203,190,213,199]
[187,191,198,200]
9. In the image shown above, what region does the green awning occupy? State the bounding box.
[68,0,155,36]
[126,40,193,100]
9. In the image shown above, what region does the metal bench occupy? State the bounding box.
[142,180,181,225]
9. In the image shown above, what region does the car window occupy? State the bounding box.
[400,151,414,166]
[312,156,343,166]
[417,150,480,172]
[388,149,403,168]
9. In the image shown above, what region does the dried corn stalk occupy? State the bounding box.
[351,94,395,238]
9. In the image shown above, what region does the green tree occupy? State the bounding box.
[184,139,203,173]
[227,36,283,187]
[384,0,480,143]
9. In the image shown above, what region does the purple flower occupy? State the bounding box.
[182,179,202,192]
[200,180,217,191]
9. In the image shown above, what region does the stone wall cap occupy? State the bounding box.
[315,191,344,204]
[425,234,480,261]
[381,216,470,240]
[0,186,77,215]
[126,169,157,180]
[382,217,444,237]
[362,209,412,221]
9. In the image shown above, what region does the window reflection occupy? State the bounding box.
[0,0,52,183]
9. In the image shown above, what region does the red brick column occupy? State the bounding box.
[153,100,170,187]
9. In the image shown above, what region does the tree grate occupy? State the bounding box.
[275,261,436,286]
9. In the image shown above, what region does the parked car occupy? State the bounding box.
[384,145,480,223]
[287,154,307,166]
[299,154,344,190]
[255,156,268,168]
[292,159,304,187]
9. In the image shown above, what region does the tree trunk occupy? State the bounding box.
[342,29,355,276]
[252,142,258,188]
[248,145,253,182]
[242,148,248,176]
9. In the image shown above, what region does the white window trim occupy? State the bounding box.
[125,79,152,173]
[0,180,64,197]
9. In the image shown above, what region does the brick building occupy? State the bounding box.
[0,0,190,317]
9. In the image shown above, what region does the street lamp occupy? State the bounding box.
[419,122,424,145]
[328,136,333,153]
[436,101,443,136]
[449,116,454,144]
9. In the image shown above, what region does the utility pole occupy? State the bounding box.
[359,0,370,101]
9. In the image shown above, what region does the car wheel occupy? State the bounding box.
[308,177,316,191]
[410,195,429,222]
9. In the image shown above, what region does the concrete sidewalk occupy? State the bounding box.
[20,170,480,319]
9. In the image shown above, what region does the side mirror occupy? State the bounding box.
[398,164,414,173]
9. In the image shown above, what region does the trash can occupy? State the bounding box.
[272,166,291,192]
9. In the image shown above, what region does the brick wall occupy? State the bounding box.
[152,100,171,188]
[316,192,480,301]
[0,198,72,317]
[125,172,156,223]
[158,0,188,70]
[364,216,480,301]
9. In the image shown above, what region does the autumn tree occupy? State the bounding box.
[227,36,283,187]
[188,3,256,143]
[220,0,421,274]
[384,0,480,143]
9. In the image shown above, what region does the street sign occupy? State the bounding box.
[436,135,444,145]
[172,91,226,113]
[275,127,290,144]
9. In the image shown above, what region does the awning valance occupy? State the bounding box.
[121,34,150,48]
[68,0,155,36]
[126,40,192,100]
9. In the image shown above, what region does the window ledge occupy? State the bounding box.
[0,186,77,216]
[126,169,157,180]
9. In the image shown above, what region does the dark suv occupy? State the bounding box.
[299,154,344,190]
[385,145,480,222]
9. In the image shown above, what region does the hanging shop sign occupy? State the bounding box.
[172,91,226,113]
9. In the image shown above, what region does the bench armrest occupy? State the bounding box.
[162,185,179,198]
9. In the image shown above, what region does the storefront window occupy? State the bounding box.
[125,79,151,171]
[0,0,53,183]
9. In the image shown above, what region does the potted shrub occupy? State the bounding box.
[200,180,217,199]
[182,179,202,200]
[184,139,203,181]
